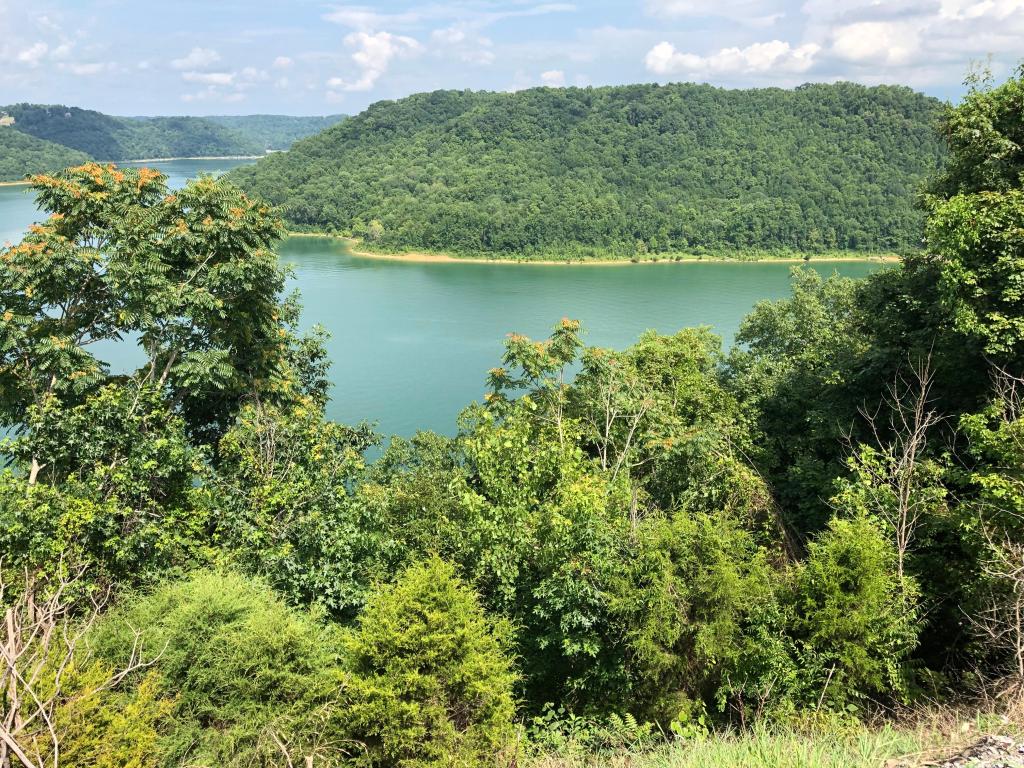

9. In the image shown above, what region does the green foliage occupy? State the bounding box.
[525,705,657,757]
[2,103,261,160]
[203,114,346,151]
[0,127,90,181]
[791,515,920,708]
[0,163,301,449]
[925,190,1024,359]
[90,570,347,767]
[928,65,1024,198]
[208,401,381,616]
[229,82,945,258]
[341,556,519,768]
[728,268,873,530]
[48,669,173,768]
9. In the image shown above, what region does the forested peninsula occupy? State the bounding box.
[229,81,947,260]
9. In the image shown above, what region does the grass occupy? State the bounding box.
[527,708,1023,768]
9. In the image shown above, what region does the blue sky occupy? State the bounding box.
[2,0,1022,115]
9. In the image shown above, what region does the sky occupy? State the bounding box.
[1,0,1022,116]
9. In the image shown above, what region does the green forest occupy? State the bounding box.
[202,114,346,151]
[0,105,345,181]
[0,69,1022,767]
[229,81,947,259]
[0,128,90,182]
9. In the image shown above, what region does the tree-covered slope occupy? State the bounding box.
[2,104,260,160]
[203,114,346,151]
[0,127,91,182]
[229,82,947,257]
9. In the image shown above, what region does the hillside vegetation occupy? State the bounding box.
[0,105,345,180]
[203,114,346,151]
[3,103,261,160]
[1,71,1023,766]
[229,82,947,258]
[0,127,90,181]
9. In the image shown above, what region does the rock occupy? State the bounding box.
[927,735,1024,768]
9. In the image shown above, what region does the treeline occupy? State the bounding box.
[0,104,345,181]
[229,81,947,258]
[0,69,1022,767]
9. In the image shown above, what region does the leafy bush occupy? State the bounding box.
[340,556,519,767]
[791,515,920,709]
[89,570,347,767]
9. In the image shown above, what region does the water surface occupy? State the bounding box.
[1,159,882,436]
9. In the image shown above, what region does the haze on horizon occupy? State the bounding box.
[1,0,1022,116]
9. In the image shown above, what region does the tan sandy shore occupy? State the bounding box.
[287,233,901,267]
[0,180,31,187]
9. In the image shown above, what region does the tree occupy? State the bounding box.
[341,556,518,767]
[792,515,920,708]
[0,163,301,461]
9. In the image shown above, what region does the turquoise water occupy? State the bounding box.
[1,159,882,437]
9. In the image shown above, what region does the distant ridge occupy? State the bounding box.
[228,82,947,258]
[0,105,345,181]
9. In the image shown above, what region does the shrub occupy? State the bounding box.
[791,515,921,709]
[341,556,519,767]
[89,570,346,767]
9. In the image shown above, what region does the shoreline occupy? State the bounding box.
[288,233,902,267]
[118,155,265,163]
[1,155,262,186]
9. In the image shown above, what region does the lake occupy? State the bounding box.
[1,159,882,437]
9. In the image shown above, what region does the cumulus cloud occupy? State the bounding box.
[830,21,921,66]
[645,39,819,76]
[327,30,421,93]
[182,71,236,85]
[171,47,220,70]
[16,42,49,66]
[540,69,566,86]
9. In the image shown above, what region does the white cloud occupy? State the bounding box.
[431,25,495,65]
[182,70,235,85]
[645,39,819,76]
[325,2,576,33]
[272,55,293,69]
[646,0,784,24]
[50,42,72,60]
[830,21,921,66]
[323,6,422,31]
[63,61,113,76]
[327,30,421,92]
[540,69,566,86]
[431,26,466,45]
[16,42,48,66]
[171,47,220,70]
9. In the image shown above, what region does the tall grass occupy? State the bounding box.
[528,713,1021,768]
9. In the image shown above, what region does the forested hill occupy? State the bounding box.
[202,114,346,151]
[0,127,90,182]
[2,104,261,161]
[0,105,346,179]
[228,82,947,257]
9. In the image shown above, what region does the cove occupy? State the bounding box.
[0,159,882,437]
